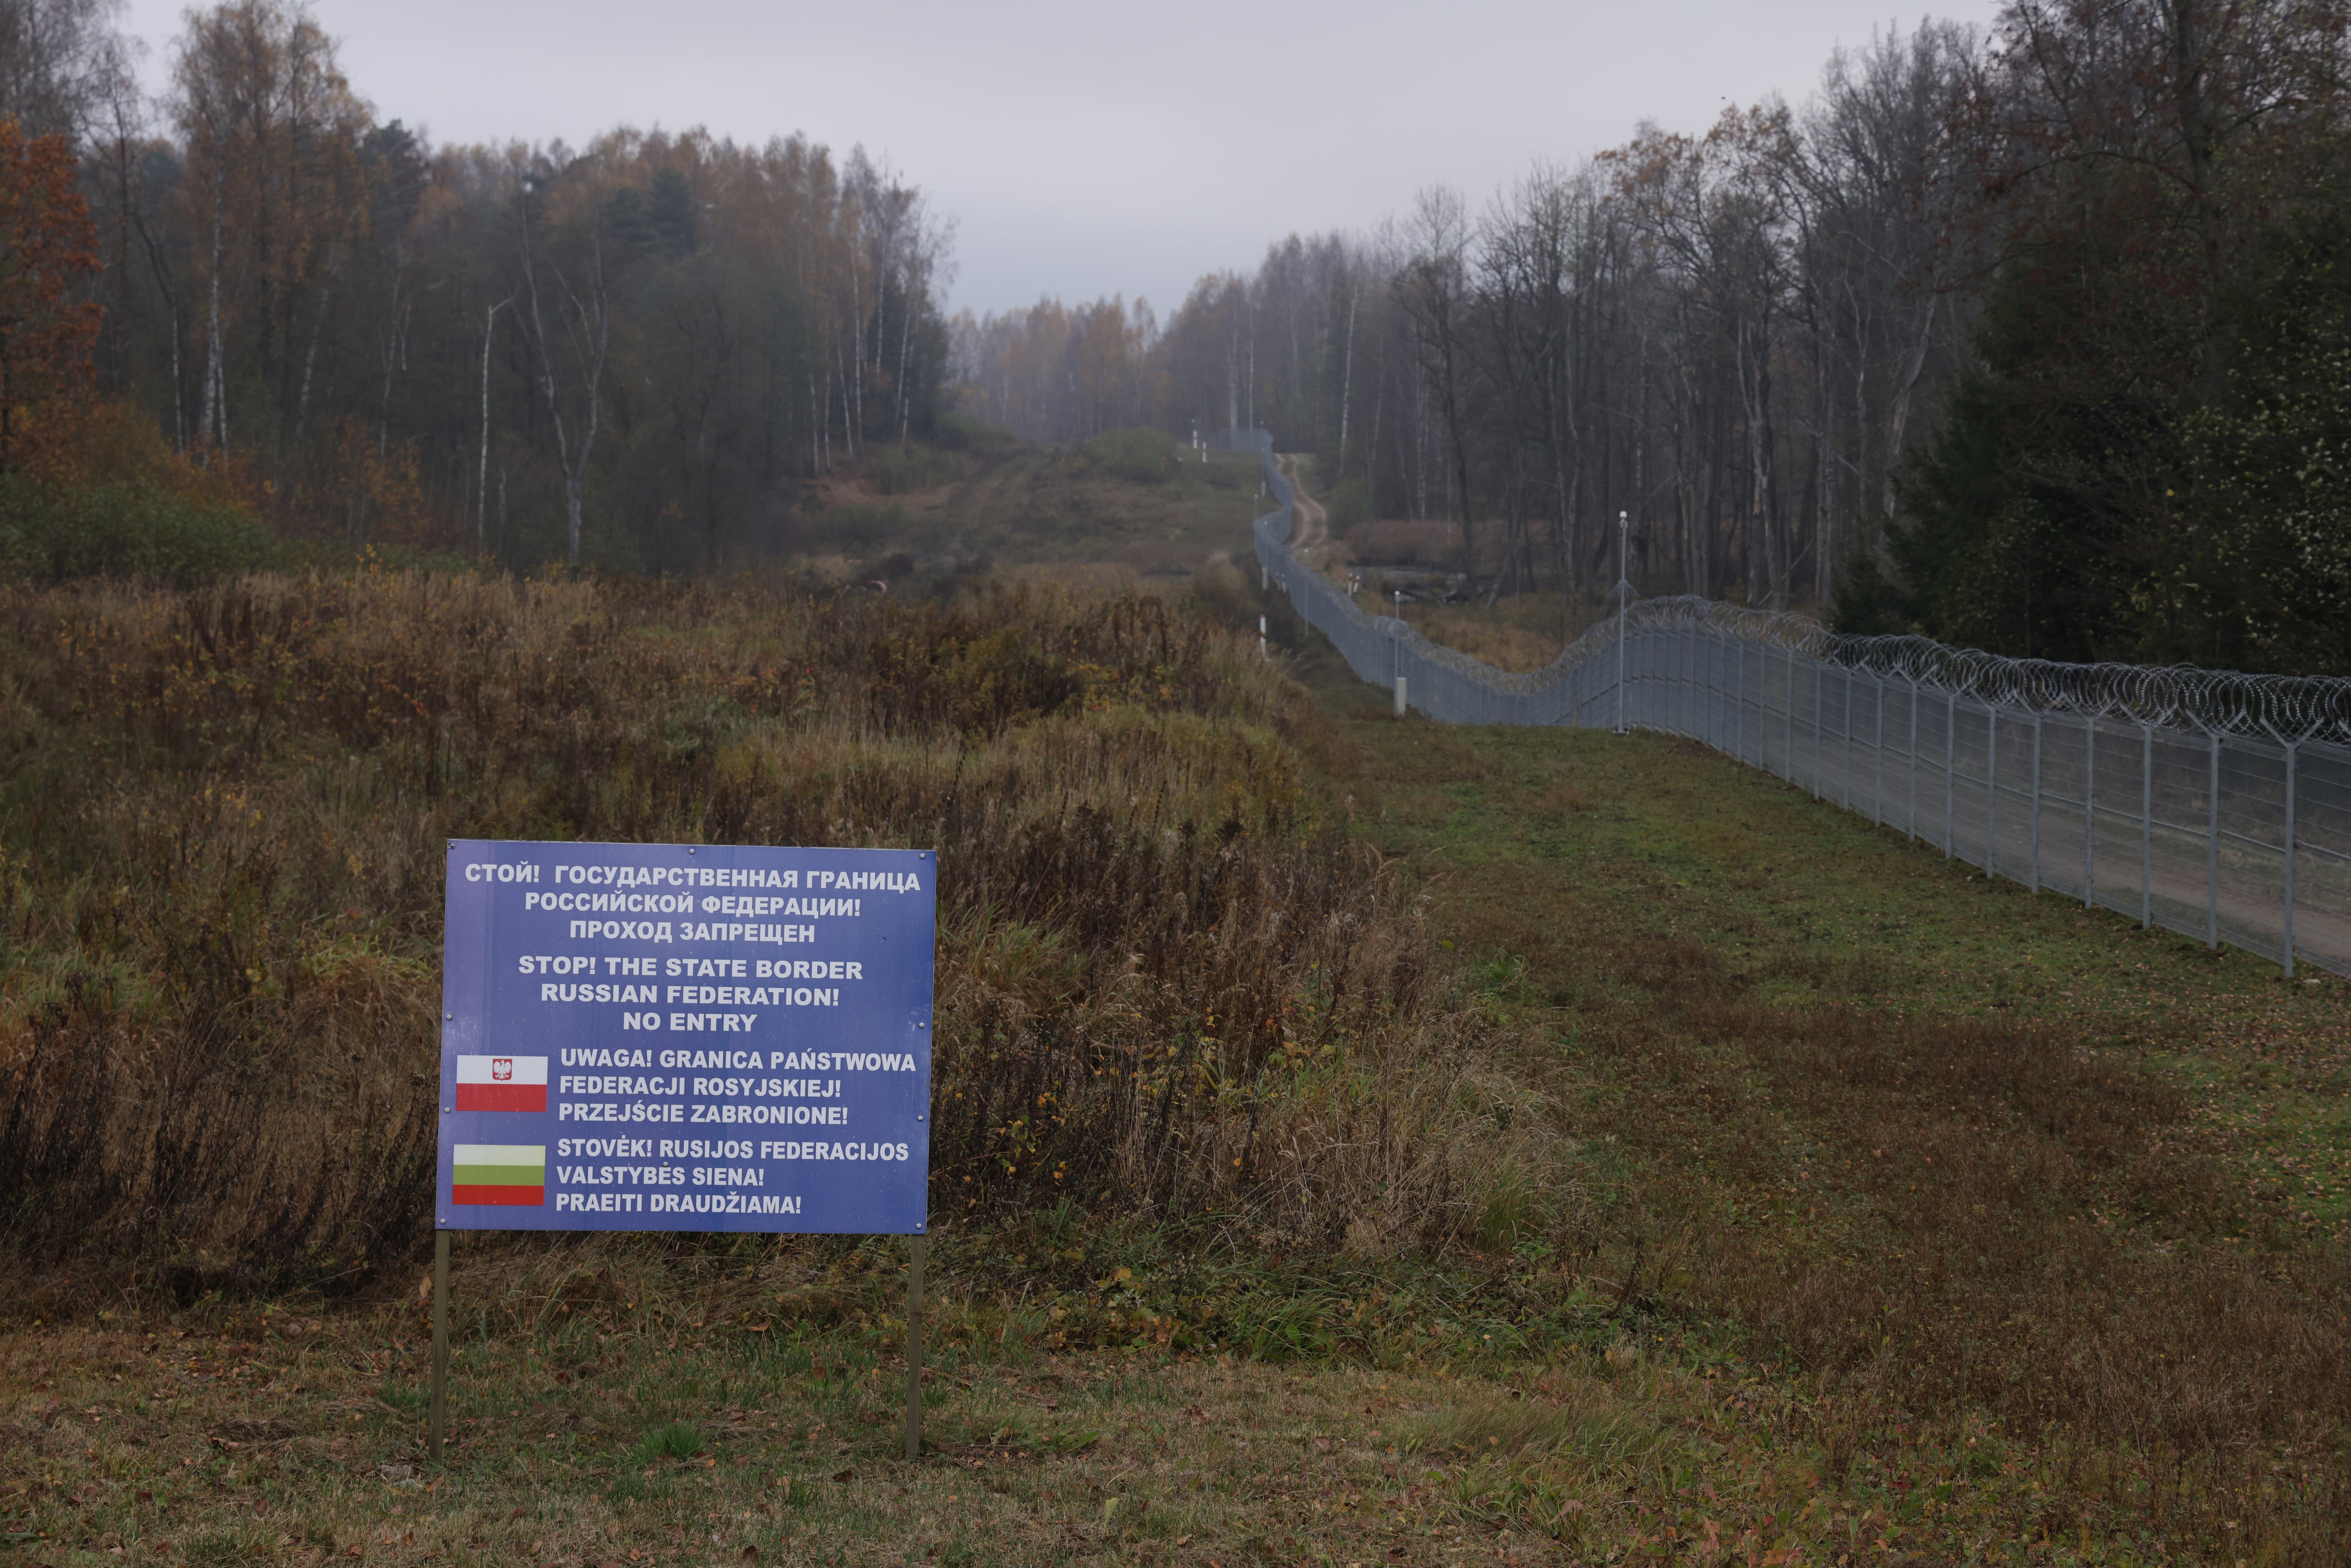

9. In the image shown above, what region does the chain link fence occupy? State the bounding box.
[1239,433,2351,978]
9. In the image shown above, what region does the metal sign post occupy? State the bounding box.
[427,839,938,1467]
[429,1231,450,1463]
[902,1234,926,1460]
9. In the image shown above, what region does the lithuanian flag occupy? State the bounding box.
[452,1144,545,1206]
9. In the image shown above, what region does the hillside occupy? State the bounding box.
[0,561,2345,1565]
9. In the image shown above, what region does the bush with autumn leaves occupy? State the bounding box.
[0,119,276,587]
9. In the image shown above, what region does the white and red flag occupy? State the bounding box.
[454,1054,548,1113]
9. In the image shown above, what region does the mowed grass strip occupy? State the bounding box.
[1325,701,2350,1556]
[0,1284,2160,1568]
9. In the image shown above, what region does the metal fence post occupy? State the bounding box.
[1707,635,1719,749]
[2206,732,2221,948]
[1696,633,1707,745]
[1736,638,1746,763]
[1944,696,1956,859]
[1842,667,1854,812]
[2029,712,2043,895]
[1666,630,1676,734]
[1872,677,1886,827]
[1680,627,1691,737]
[1785,641,1797,784]
[2283,741,2298,978]
[1906,678,1919,841]
[1613,512,1629,736]
[2139,725,2154,929]
[1700,633,1709,743]
[1614,623,1626,734]
[1814,656,1826,801]
[1987,707,1999,877]
[2083,720,2097,909]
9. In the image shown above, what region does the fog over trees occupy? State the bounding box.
[957,0,2351,675]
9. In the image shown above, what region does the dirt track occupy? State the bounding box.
[1276,454,1327,552]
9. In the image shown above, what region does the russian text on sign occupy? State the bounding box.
[438,839,934,1235]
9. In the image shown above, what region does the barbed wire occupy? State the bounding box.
[1252,444,2351,745]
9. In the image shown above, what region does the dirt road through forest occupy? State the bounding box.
[1276,453,1327,552]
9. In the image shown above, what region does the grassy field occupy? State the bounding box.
[1282,466,1611,675]
[1288,642,2351,1560]
[1390,597,1596,675]
[4,487,2350,1564]
[795,433,1272,588]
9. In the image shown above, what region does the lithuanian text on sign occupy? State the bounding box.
[436,840,935,1234]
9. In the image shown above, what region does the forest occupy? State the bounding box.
[0,0,2341,671]
[957,0,2351,676]
[0,0,955,577]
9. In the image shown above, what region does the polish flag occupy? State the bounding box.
[455,1054,548,1113]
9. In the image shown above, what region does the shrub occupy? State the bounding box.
[0,472,276,585]
[867,442,962,495]
[931,410,1016,454]
[793,499,906,555]
[1324,474,1370,529]
[1081,427,1176,484]
[0,573,1540,1287]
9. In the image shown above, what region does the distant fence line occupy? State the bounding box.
[1229,430,2351,979]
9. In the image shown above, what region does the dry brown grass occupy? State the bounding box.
[1399,609,1568,675]
[1636,999,2351,1552]
[1342,519,1468,566]
[0,570,1554,1296]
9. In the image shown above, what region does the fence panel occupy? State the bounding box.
[1241,433,2351,976]
[2036,714,2090,905]
[2297,743,2351,971]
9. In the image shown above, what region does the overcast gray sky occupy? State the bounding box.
[114,0,2001,319]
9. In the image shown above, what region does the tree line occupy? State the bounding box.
[1,0,955,572]
[955,0,2351,675]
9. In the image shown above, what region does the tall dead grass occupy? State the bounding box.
[0,570,1539,1294]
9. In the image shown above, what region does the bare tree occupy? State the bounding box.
[0,0,119,142]
[1396,187,1476,559]
[517,164,610,566]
